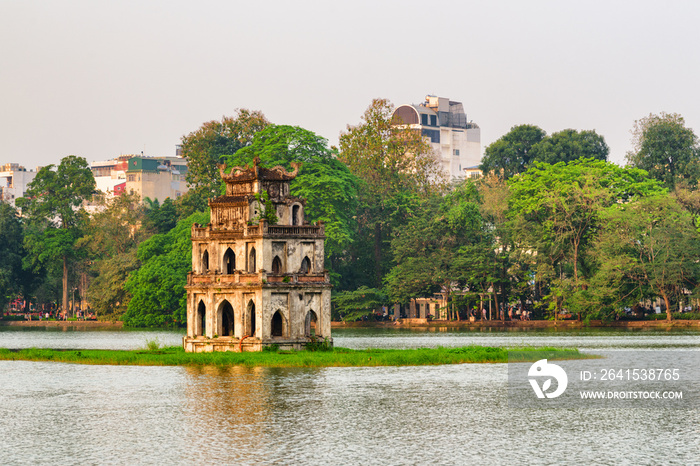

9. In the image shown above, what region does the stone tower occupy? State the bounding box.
[183,158,332,352]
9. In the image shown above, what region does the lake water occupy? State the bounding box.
[1,327,698,465]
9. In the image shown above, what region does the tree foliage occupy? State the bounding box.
[626,112,700,189]
[593,195,700,320]
[479,124,546,179]
[180,109,270,198]
[507,159,664,317]
[122,211,209,327]
[0,203,26,311]
[17,155,96,312]
[79,193,146,320]
[530,129,609,165]
[339,98,445,287]
[225,125,359,288]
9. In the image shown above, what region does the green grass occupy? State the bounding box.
[0,346,590,368]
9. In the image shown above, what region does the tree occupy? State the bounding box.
[339,98,445,287]
[0,203,25,312]
[123,211,209,327]
[507,159,664,318]
[17,156,96,313]
[226,125,360,289]
[180,110,270,199]
[593,195,700,320]
[530,129,609,165]
[626,112,700,189]
[384,181,496,313]
[79,193,146,320]
[331,286,387,322]
[479,124,546,179]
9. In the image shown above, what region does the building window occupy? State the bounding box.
[430,115,437,126]
[300,256,311,274]
[272,256,282,274]
[421,114,428,126]
[127,175,136,182]
[453,149,460,156]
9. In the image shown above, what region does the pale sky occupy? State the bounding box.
[2,0,699,169]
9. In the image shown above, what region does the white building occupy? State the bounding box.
[392,95,481,180]
[0,163,38,205]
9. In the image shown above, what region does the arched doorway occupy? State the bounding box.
[219,300,234,337]
[271,311,284,337]
[197,300,206,336]
[224,248,235,274]
[246,300,256,337]
[292,205,300,225]
[272,256,282,274]
[249,247,256,273]
[202,250,209,272]
[305,310,318,337]
[300,256,311,274]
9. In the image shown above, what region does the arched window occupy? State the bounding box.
[224,248,235,275]
[292,205,300,226]
[197,300,206,336]
[202,250,209,272]
[219,300,234,337]
[249,247,256,273]
[271,311,284,337]
[246,300,256,337]
[272,256,282,274]
[305,310,318,337]
[300,256,311,274]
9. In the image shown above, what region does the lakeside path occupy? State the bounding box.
[332,319,700,329]
[3,319,699,330]
[0,320,123,329]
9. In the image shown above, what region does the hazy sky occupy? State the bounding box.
[2,0,699,169]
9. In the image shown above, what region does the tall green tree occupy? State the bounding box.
[530,129,609,165]
[339,98,445,287]
[626,112,700,189]
[180,110,270,201]
[79,193,147,320]
[0,203,25,312]
[17,156,96,313]
[384,181,496,312]
[507,159,663,318]
[123,211,209,327]
[479,124,546,179]
[593,195,700,320]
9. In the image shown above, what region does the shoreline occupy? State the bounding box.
[331,319,700,329]
[0,320,124,329]
[3,319,699,330]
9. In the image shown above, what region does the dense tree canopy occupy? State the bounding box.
[180,109,270,203]
[339,98,445,287]
[507,159,664,317]
[626,112,700,189]
[529,129,609,165]
[122,211,209,327]
[17,155,96,312]
[479,124,546,179]
[0,203,25,312]
[593,195,700,320]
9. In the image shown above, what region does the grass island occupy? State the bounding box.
[0,345,590,368]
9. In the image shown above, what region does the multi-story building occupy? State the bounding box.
[183,158,332,352]
[91,154,188,202]
[392,95,481,180]
[0,163,38,205]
